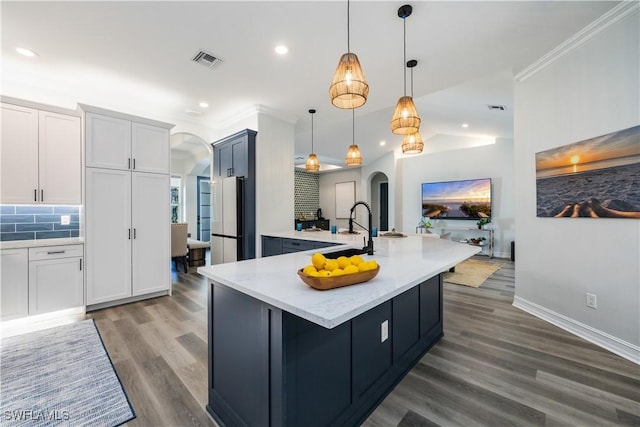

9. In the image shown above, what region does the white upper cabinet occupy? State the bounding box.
[132,122,170,174]
[85,112,169,174]
[1,102,80,204]
[85,112,131,170]
[38,110,82,204]
[1,104,39,204]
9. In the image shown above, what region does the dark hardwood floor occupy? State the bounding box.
[88,258,640,427]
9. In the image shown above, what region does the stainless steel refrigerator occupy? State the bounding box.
[211,176,244,265]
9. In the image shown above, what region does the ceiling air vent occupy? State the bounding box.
[487,104,507,111]
[192,50,222,69]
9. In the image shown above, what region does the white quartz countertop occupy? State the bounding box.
[0,237,84,250]
[198,231,479,329]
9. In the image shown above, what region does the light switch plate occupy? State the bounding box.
[60,215,71,225]
[381,320,389,343]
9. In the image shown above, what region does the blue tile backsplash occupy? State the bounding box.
[0,205,80,241]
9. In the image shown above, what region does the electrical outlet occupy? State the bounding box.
[381,320,389,343]
[60,215,71,225]
[586,293,597,309]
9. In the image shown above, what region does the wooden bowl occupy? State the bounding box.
[297,266,380,291]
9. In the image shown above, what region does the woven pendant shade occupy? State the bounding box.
[305,109,320,172]
[390,96,420,134]
[345,145,362,166]
[401,130,424,154]
[305,153,320,172]
[330,53,369,109]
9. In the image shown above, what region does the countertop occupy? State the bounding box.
[198,231,479,329]
[0,237,84,250]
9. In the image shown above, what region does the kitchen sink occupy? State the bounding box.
[321,247,369,258]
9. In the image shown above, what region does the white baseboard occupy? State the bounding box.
[1,306,86,338]
[513,296,639,365]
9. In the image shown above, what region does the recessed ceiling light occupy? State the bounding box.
[16,47,38,57]
[275,45,288,55]
[379,141,386,146]
[199,102,209,108]
[462,123,469,128]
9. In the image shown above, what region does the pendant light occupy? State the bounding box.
[390,5,421,135]
[305,109,320,172]
[402,59,424,154]
[329,0,369,109]
[345,109,362,166]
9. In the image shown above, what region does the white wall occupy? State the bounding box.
[319,168,363,230]
[513,5,639,361]
[362,151,397,231]
[399,138,515,258]
[255,113,295,256]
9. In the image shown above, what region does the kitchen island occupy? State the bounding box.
[198,231,479,427]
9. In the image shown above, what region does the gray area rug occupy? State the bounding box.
[1,319,135,426]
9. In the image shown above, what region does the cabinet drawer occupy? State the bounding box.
[282,239,315,252]
[29,244,83,261]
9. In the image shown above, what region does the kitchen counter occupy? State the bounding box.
[198,231,477,328]
[0,237,84,250]
[200,231,479,426]
[199,231,479,427]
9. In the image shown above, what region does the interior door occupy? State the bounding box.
[380,182,389,231]
[199,178,211,242]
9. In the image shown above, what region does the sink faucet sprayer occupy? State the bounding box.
[348,201,374,255]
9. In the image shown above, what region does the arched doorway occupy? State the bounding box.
[170,132,212,241]
[370,172,389,231]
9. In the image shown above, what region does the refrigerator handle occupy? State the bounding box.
[236,176,245,260]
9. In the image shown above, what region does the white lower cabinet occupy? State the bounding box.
[28,245,84,315]
[86,168,170,306]
[1,245,84,321]
[1,249,29,320]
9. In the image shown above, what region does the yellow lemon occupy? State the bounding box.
[349,255,364,266]
[318,270,332,277]
[311,253,326,270]
[324,260,339,271]
[330,268,344,276]
[337,256,351,269]
[343,265,359,275]
[303,265,317,275]
[358,262,371,272]
[367,260,378,270]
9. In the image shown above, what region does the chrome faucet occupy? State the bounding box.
[349,201,374,255]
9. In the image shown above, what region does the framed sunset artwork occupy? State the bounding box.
[535,125,640,218]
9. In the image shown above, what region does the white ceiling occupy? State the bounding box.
[1,1,619,167]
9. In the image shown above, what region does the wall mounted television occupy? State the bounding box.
[421,178,492,220]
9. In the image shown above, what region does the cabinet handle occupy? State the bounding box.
[133,228,137,239]
[128,228,131,240]
[47,250,65,255]
[34,189,37,202]
[79,259,83,271]
[132,158,136,169]
[41,189,44,202]
[128,158,131,169]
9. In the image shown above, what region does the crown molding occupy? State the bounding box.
[215,104,298,129]
[515,1,639,82]
[254,104,299,125]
